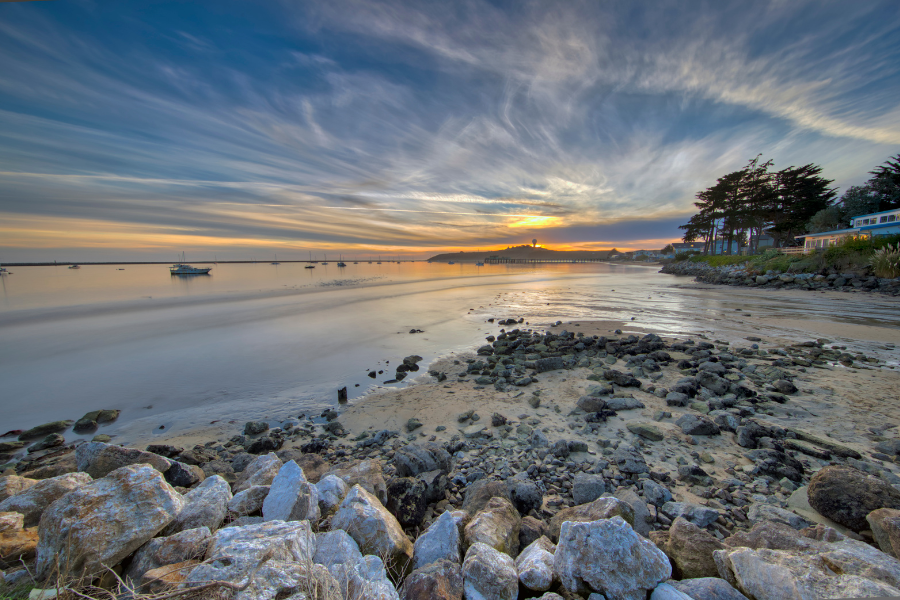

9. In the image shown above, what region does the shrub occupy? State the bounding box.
[870,243,900,278]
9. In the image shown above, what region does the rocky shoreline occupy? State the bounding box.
[660,260,900,295]
[3,326,900,599]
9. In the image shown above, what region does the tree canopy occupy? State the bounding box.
[678,156,835,253]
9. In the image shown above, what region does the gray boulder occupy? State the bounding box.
[676,414,721,436]
[262,460,320,523]
[392,442,451,477]
[672,577,748,600]
[36,465,184,579]
[315,474,349,515]
[331,484,414,578]
[400,559,462,600]
[747,503,811,530]
[163,474,231,535]
[662,502,719,528]
[0,472,92,527]
[413,510,461,570]
[125,526,211,585]
[186,520,328,600]
[516,536,556,592]
[462,542,518,600]
[232,453,282,493]
[75,442,172,479]
[227,485,270,517]
[464,496,521,556]
[572,473,607,505]
[555,517,671,600]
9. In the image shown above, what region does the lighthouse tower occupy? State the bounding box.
[532,239,537,248]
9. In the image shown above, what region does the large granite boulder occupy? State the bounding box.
[516,536,556,592]
[868,508,900,558]
[392,442,452,477]
[75,442,172,479]
[262,460,320,523]
[714,545,900,599]
[163,474,232,535]
[314,530,398,600]
[232,453,282,493]
[413,510,461,570]
[331,484,413,578]
[807,465,900,532]
[462,479,510,516]
[400,559,463,600]
[665,517,725,579]
[227,485,270,517]
[554,517,671,600]
[328,459,388,504]
[186,520,334,600]
[0,472,92,527]
[315,474,349,516]
[549,496,635,541]
[462,542,518,600]
[35,464,185,579]
[0,476,37,502]
[124,526,211,585]
[671,577,749,600]
[614,488,653,538]
[747,503,810,531]
[464,496,521,556]
[274,450,330,484]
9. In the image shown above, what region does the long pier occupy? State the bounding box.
[484,257,609,264]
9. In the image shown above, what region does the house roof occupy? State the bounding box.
[804,220,900,239]
[853,208,900,220]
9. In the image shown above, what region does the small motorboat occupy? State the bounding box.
[476,262,485,266]
[170,252,211,275]
[69,264,80,269]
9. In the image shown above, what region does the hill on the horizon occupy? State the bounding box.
[427,245,615,262]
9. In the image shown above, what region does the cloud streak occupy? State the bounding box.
[0,0,898,260]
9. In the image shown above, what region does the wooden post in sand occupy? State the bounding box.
[338,387,348,403]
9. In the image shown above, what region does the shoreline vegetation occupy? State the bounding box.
[3,294,900,598]
[661,238,900,295]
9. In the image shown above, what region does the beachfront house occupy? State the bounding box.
[802,208,900,252]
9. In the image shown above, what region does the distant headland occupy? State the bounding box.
[427,244,616,263]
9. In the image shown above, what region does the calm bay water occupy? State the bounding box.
[1,261,897,442]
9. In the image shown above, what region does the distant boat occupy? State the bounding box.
[448,261,455,265]
[476,262,484,266]
[337,255,347,267]
[376,256,382,264]
[322,253,328,265]
[305,264,315,269]
[0,266,8,275]
[271,253,280,265]
[69,264,80,269]
[170,252,211,275]
[117,268,125,270]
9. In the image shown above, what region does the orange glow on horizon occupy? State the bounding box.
[0,212,683,258]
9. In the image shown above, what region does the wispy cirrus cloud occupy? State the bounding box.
[0,0,898,261]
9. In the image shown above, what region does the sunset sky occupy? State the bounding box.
[1,0,899,261]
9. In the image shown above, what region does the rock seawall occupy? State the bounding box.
[660,260,900,295]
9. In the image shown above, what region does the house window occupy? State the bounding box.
[888,215,897,222]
